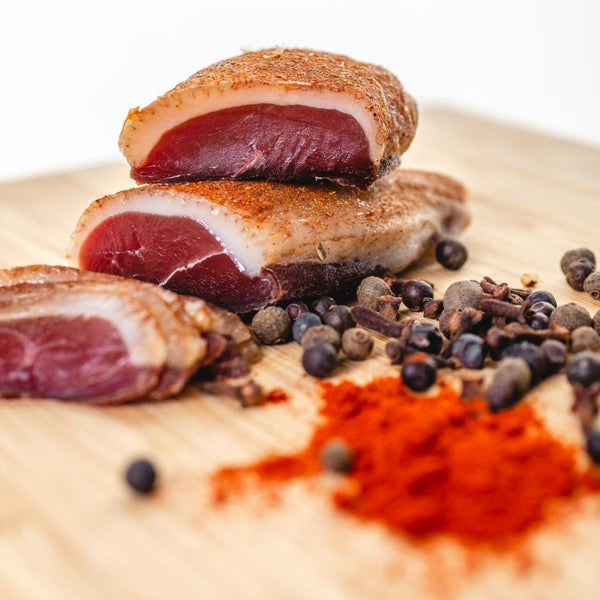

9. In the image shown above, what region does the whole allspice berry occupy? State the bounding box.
[342,328,374,360]
[560,248,596,274]
[301,325,341,350]
[566,258,595,291]
[486,357,531,412]
[583,272,600,300]
[356,276,393,310]
[571,326,600,353]
[443,280,483,311]
[549,303,592,331]
[251,306,292,344]
[594,309,600,334]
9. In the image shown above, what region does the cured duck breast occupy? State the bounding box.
[68,170,469,313]
[0,284,168,404]
[0,266,259,402]
[119,48,418,188]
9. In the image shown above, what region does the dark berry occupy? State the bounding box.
[527,301,555,318]
[402,279,434,311]
[435,239,468,270]
[321,440,355,473]
[586,429,600,465]
[565,351,600,388]
[286,302,309,320]
[529,312,550,330]
[527,290,557,307]
[301,343,338,378]
[449,333,486,369]
[405,321,444,355]
[540,339,567,373]
[125,459,157,494]
[401,356,437,391]
[560,248,595,274]
[311,297,336,318]
[486,358,531,412]
[566,258,595,291]
[502,341,546,384]
[322,305,355,334]
[292,312,322,343]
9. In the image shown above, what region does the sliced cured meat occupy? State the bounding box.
[68,170,470,313]
[0,286,168,404]
[119,48,418,187]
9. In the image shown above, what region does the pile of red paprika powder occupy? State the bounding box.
[212,377,600,548]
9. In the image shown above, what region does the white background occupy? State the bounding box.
[1,0,598,182]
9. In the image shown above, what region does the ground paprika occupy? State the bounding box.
[213,377,600,547]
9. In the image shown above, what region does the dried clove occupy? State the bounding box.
[375,295,403,321]
[350,305,405,338]
[479,297,524,321]
[423,298,444,319]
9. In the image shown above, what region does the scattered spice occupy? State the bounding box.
[587,430,600,465]
[350,305,404,338]
[571,326,600,352]
[423,298,444,319]
[402,279,434,311]
[594,309,600,334]
[375,295,402,320]
[292,312,322,343]
[486,357,531,411]
[400,354,437,391]
[125,459,157,494]
[311,297,337,318]
[286,301,309,320]
[443,280,483,310]
[583,272,600,300]
[528,289,557,307]
[322,305,355,334]
[251,306,291,345]
[341,328,373,360]
[265,389,289,404]
[540,339,568,372]
[212,377,600,547]
[301,325,341,350]
[356,276,393,310]
[321,439,355,473]
[560,248,596,274]
[446,333,486,369]
[565,352,600,388]
[435,238,468,270]
[549,303,592,331]
[520,273,538,287]
[301,343,338,378]
[566,258,595,291]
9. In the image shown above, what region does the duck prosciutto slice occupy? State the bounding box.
[0,285,168,404]
[119,48,418,188]
[68,170,469,313]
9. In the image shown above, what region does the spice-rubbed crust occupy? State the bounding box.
[119,48,418,186]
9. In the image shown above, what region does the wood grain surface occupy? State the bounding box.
[0,108,599,600]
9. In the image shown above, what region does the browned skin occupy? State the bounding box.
[120,48,418,177]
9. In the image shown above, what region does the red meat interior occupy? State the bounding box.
[0,315,151,400]
[79,213,277,312]
[132,103,372,185]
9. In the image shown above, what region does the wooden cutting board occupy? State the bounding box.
[0,109,599,600]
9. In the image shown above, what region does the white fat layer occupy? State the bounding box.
[121,86,381,167]
[0,294,167,368]
[68,191,267,277]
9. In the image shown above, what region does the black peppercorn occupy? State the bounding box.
[560,248,596,274]
[402,279,434,311]
[286,301,309,320]
[586,429,600,465]
[302,343,338,378]
[566,258,595,291]
[565,351,600,388]
[342,328,374,360]
[311,297,337,318]
[549,303,592,331]
[527,290,557,307]
[448,333,486,369]
[321,439,356,473]
[125,459,157,494]
[401,356,437,391]
[502,341,547,384]
[435,238,468,270]
[251,306,292,345]
[323,305,355,334]
[292,312,322,343]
